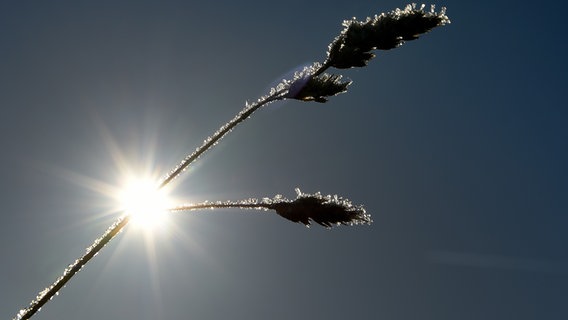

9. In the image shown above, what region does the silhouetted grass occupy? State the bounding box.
[14,4,449,319]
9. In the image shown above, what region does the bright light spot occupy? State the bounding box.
[118,178,171,230]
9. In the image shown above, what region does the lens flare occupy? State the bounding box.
[118,178,171,229]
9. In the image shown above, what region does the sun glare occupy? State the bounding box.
[118,178,171,230]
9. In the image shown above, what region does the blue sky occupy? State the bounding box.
[1,1,567,319]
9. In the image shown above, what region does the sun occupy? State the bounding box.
[118,177,171,230]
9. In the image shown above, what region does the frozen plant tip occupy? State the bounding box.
[326,4,450,69]
[171,188,371,228]
[286,73,351,103]
[272,188,371,228]
[280,63,351,103]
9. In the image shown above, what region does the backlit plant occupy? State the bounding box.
[14,4,449,319]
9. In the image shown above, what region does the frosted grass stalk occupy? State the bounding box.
[158,92,282,187]
[157,61,333,187]
[15,216,130,320]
